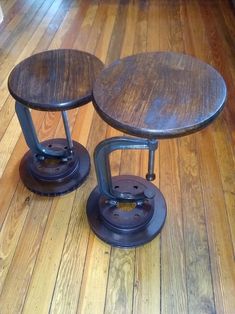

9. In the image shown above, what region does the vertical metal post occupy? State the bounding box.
[15,102,42,154]
[16,102,69,158]
[146,139,158,181]
[147,149,156,181]
[62,111,73,150]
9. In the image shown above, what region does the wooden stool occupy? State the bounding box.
[8,49,103,196]
[87,51,227,247]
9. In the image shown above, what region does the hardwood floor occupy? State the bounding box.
[0,0,234,313]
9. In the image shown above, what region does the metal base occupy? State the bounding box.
[19,139,90,196]
[86,175,167,247]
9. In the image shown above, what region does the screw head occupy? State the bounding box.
[144,188,156,199]
[146,173,156,181]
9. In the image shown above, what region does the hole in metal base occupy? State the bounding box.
[116,202,137,212]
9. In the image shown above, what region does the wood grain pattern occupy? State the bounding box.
[158,3,188,313]
[0,2,86,311]
[182,3,235,313]
[76,3,127,313]
[105,2,148,313]
[200,0,235,147]
[23,4,107,313]
[0,0,75,180]
[93,51,227,138]
[23,192,76,314]
[51,3,118,313]
[0,111,46,227]
[8,49,103,110]
[132,3,161,313]
[0,194,52,313]
[198,128,235,314]
[105,248,135,314]
[0,0,67,111]
[178,135,215,314]
[160,139,188,314]
[0,1,234,314]
[212,117,235,255]
[174,2,216,313]
[0,105,63,311]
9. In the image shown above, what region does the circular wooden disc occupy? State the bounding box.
[93,52,227,138]
[8,49,104,111]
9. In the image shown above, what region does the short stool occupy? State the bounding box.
[87,51,227,247]
[8,49,103,196]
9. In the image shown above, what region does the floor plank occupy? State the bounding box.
[23,3,108,313]
[178,135,215,314]
[160,139,188,314]
[198,128,235,314]
[132,2,161,314]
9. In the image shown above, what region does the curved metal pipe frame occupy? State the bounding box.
[15,102,74,161]
[94,136,158,201]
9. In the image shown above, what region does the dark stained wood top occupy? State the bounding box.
[93,52,227,138]
[8,49,104,111]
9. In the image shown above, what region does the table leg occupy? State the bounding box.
[15,102,90,196]
[86,136,167,247]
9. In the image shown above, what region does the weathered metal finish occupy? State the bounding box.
[16,102,73,160]
[94,136,158,201]
[61,111,74,151]
[19,139,90,196]
[87,136,166,247]
[87,175,167,247]
[146,138,158,181]
[15,101,90,195]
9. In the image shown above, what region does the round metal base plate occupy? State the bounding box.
[19,139,90,196]
[86,175,167,247]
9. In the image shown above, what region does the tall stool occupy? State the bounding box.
[8,49,103,196]
[87,51,227,247]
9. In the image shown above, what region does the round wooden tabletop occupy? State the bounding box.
[8,49,104,111]
[93,52,227,138]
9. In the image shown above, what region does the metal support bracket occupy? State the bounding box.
[94,136,158,201]
[15,102,73,160]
